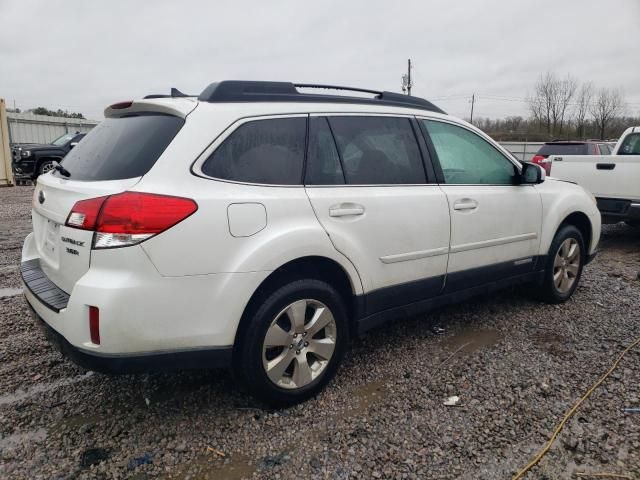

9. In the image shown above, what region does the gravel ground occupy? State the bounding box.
[1,184,639,480]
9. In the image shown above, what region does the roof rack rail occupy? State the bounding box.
[197,81,445,114]
[144,88,194,99]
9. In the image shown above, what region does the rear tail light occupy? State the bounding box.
[65,192,197,249]
[531,155,552,176]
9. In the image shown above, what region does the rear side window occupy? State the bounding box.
[202,117,306,185]
[305,117,344,185]
[538,143,588,156]
[56,114,184,181]
[328,116,426,185]
[618,133,640,155]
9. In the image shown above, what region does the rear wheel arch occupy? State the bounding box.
[233,256,357,350]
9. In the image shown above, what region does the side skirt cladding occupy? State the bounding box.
[354,255,546,335]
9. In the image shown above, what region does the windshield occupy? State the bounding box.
[51,133,75,146]
[618,133,640,155]
[54,113,184,181]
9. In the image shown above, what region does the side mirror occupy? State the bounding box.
[520,162,545,184]
[69,142,78,149]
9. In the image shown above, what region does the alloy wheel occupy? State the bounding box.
[553,238,581,293]
[262,299,337,389]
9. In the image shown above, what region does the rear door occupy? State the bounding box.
[419,118,542,292]
[304,115,450,315]
[31,112,185,293]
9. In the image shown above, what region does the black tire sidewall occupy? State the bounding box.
[542,225,585,303]
[235,279,349,407]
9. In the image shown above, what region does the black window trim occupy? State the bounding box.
[192,113,310,188]
[416,116,526,187]
[304,113,435,187]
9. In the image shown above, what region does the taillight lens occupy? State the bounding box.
[66,192,197,249]
[531,155,552,175]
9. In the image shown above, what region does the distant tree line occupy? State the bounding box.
[30,107,85,119]
[474,72,634,142]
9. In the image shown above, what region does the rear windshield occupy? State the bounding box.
[55,114,184,181]
[538,143,588,156]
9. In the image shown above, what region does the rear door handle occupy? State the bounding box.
[596,163,616,170]
[453,199,478,211]
[329,203,365,217]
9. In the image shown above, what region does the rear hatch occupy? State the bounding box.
[31,106,188,294]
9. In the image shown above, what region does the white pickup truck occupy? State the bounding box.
[549,126,640,225]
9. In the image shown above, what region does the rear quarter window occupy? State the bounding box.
[201,117,306,185]
[56,114,184,181]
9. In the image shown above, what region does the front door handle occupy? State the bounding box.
[596,163,615,170]
[329,203,365,217]
[453,199,478,211]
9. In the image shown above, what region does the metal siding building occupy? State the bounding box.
[7,112,98,144]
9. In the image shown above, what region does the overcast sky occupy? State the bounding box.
[1,0,639,121]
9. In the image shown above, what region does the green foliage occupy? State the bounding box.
[31,107,85,119]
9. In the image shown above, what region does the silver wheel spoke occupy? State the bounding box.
[305,307,333,337]
[554,254,563,268]
[567,263,579,277]
[286,300,307,333]
[293,355,313,387]
[266,349,295,383]
[553,269,563,286]
[265,323,291,347]
[307,338,335,360]
[567,242,579,261]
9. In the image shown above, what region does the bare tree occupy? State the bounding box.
[590,88,625,139]
[574,82,593,139]
[551,74,577,135]
[527,72,576,137]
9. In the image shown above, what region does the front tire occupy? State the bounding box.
[538,225,585,303]
[38,160,55,176]
[234,279,349,407]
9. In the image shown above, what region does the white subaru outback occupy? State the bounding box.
[21,81,601,405]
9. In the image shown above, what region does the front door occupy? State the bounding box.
[304,115,450,315]
[420,119,542,292]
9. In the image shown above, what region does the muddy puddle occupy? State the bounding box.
[440,328,504,356]
[0,372,94,406]
[169,451,255,480]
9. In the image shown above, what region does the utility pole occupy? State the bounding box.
[470,93,475,124]
[401,59,413,96]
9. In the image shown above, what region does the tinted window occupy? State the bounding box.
[202,117,306,185]
[538,143,588,156]
[423,120,516,185]
[598,143,611,155]
[618,133,640,155]
[55,114,184,181]
[305,117,344,185]
[328,116,425,185]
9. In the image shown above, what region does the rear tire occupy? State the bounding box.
[234,279,349,407]
[538,225,585,304]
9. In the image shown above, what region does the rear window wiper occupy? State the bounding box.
[54,162,71,178]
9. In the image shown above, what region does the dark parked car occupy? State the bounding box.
[531,140,611,175]
[11,132,86,180]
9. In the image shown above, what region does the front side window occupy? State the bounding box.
[423,120,516,185]
[618,133,640,155]
[202,117,306,185]
[327,116,426,185]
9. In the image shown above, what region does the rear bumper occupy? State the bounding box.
[27,303,232,373]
